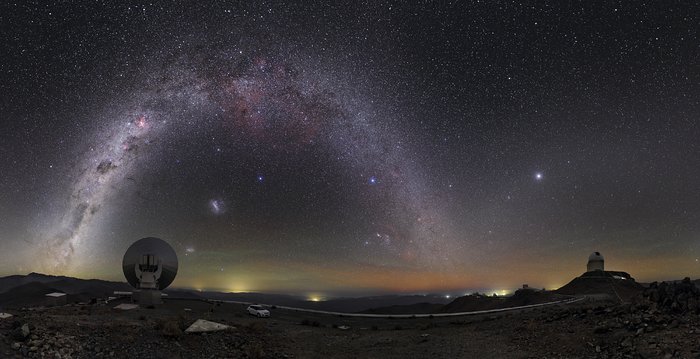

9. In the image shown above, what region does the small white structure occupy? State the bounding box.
[185,319,230,333]
[45,292,67,306]
[587,252,605,272]
[114,303,139,310]
[0,313,13,319]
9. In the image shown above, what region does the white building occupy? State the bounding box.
[587,251,604,272]
[45,292,67,306]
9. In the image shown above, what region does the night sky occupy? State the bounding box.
[1,1,699,297]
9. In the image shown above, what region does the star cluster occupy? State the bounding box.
[1,1,699,295]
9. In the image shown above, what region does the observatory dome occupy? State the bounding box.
[122,237,178,291]
[587,251,604,272]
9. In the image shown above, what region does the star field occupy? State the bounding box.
[1,1,699,296]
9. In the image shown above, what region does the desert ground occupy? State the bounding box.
[2,290,700,359]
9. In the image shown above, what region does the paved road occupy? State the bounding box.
[219,296,585,318]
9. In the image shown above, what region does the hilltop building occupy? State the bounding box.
[587,251,604,272]
[581,251,633,280]
[555,251,642,301]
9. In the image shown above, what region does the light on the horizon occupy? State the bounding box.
[228,284,249,293]
[491,289,511,296]
[547,283,563,290]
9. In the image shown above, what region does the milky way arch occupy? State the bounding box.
[39,50,459,274]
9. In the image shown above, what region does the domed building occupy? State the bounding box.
[580,251,631,279]
[555,251,642,301]
[587,251,605,272]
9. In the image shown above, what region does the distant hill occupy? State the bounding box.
[0,272,71,293]
[439,289,566,313]
[201,292,453,313]
[359,302,444,315]
[306,295,453,313]
[0,273,452,312]
[358,290,568,315]
[0,273,136,308]
[0,272,132,295]
[437,294,503,313]
[0,281,62,308]
[0,272,653,314]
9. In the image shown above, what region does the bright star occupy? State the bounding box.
[535,172,543,181]
[368,176,378,185]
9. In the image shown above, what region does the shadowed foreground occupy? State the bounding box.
[2,292,700,359]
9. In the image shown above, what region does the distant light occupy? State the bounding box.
[490,289,511,297]
[368,176,378,185]
[257,175,264,183]
[228,283,249,293]
[535,172,543,180]
[444,294,451,299]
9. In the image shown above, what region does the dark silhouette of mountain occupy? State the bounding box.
[359,302,443,314]
[362,290,569,314]
[198,291,305,306]
[196,292,453,313]
[0,273,452,312]
[499,289,565,307]
[0,272,132,295]
[0,281,61,308]
[0,273,137,308]
[437,294,505,313]
[47,278,132,296]
[0,272,70,293]
[162,288,204,300]
[305,295,452,313]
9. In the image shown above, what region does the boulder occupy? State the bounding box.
[12,323,30,341]
[185,319,230,333]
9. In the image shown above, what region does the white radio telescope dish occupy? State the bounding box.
[122,237,178,291]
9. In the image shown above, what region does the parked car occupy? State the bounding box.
[247,305,270,317]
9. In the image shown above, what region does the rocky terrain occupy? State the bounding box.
[0,279,700,359]
[3,274,700,358]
